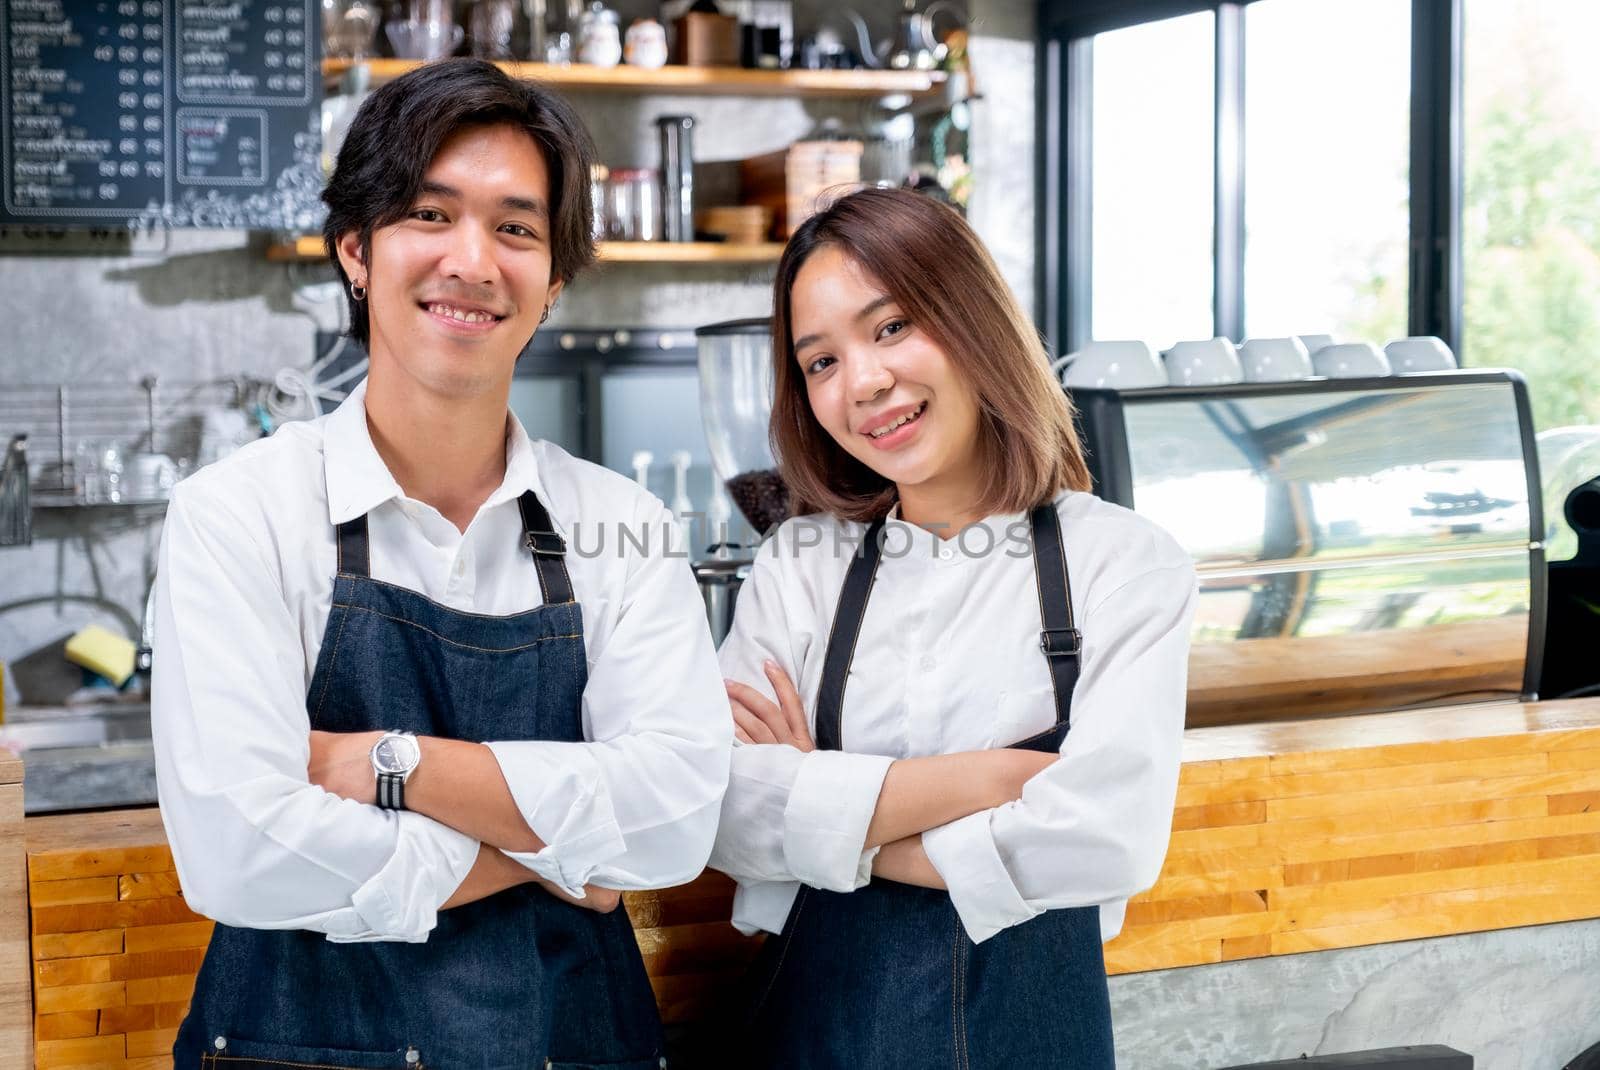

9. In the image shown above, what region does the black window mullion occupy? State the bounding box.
[1043,0,1218,40]
[1409,0,1463,351]
[1062,35,1094,353]
[1041,25,1094,357]
[1214,2,1247,342]
[1038,34,1061,343]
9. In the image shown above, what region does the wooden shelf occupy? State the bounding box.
[265,235,325,262]
[267,236,783,264]
[596,240,785,263]
[323,58,945,99]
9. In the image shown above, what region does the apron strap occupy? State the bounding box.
[814,518,887,752]
[336,514,371,577]
[517,490,576,606]
[811,503,1081,755]
[1028,502,1080,752]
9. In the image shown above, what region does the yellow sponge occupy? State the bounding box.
[65,624,137,687]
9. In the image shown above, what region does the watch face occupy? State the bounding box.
[373,734,419,775]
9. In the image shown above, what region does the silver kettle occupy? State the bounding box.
[840,0,966,71]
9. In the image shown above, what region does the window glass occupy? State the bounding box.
[1243,0,1411,345]
[1091,12,1216,349]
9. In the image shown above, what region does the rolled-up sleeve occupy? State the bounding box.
[712,742,891,892]
[922,562,1197,943]
[708,540,892,893]
[152,484,480,943]
[487,500,732,894]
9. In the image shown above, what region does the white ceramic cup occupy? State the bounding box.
[1385,336,1457,373]
[1239,337,1314,383]
[1297,334,1336,356]
[1164,338,1243,386]
[1312,342,1392,379]
[624,18,668,67]
[1051,341,1166,390]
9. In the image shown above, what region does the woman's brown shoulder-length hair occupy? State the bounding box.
[770,186,1092,523]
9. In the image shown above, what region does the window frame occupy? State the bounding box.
[1038,0,1462,355]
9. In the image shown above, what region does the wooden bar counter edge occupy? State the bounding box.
[10,697,1600,1069]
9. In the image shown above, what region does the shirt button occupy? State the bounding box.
[939,547,954,561]
[453,559,466,577]
[921,655,937,671]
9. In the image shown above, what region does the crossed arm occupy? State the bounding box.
[306,731,621,913]
[726,661,1055,889]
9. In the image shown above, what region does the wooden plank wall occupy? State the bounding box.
[21,809,758,1070]
[19,701,1600,1069]
[626,871,761,1026]
[1,757,30,1070]
[26,811,207,1070]
[1102,711,1600,972]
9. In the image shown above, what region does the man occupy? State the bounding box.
[152,59,731,1068]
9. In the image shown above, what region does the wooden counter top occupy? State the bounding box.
[1181,697,1600,763]
[18,699,1600,1068]
[0,755,22,788]
[1185,616,1529,727]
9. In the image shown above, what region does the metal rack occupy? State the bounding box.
[0,377,254,507]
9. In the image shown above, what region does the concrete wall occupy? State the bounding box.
[0,0,1037,679]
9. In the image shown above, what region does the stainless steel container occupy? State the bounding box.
[656,115,696,242]
[1073,370,1545,727]
[694,556,752,647]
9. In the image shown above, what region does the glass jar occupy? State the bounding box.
[606,168,661,241]
[577,2,622,67]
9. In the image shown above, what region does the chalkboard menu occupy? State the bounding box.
[2,0,324,230]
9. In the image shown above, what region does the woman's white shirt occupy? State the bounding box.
[151,380,731,944]
[709,491,1196,944]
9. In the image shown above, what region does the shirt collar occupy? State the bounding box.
[883,502,1031,534]
[882,501,1038,562]
[490,407,547,516]
[322,378,547,527]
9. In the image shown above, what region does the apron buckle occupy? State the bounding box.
[526,530,567,557]
[1039,628,1081,657]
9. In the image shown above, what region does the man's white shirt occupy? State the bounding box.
[152,379,732,942]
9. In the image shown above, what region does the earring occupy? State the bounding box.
[350,279,367,302]
[540,305,550,324]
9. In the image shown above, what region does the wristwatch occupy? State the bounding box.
[370,731,421,811]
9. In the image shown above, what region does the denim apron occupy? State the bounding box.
[739,504,1116,1069]
[174,491,664,1070]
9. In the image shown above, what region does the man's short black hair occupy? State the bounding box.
[321,59,599,347]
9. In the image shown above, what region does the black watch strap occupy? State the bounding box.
[376,772,406,811]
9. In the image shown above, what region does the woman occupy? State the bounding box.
[708,187,1197,1068]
